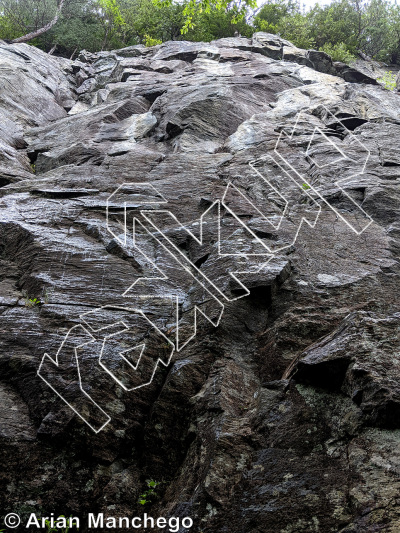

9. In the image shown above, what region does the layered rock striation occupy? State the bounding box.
[0,33,400,532]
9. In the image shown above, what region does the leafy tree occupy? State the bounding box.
[1,0,400,65]
[307,0,361,53]
[0,0,59,40]
[36,0,105,55]
[361,0,395,60]
[253,0,299,34]
[387,3,400,63]
[278,12,316,49]
[11,0,65,43]
[153,0,257,34]
[97,0,126,49]
[119,0,184,43]
[186,6,254,41]
[117,0,253,46]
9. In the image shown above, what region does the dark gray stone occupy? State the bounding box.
[1,33,400,533]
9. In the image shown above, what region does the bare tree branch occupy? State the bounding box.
[48,42,58,54]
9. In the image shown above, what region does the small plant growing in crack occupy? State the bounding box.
[138,479,161,505]
[45,515,77,533]
[300,181,316,207]
[23,294,42,307]
[22,287,52,307]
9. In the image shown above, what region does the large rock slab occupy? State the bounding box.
[0,33,400,532]
[288,311,400,427]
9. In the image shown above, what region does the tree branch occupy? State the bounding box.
[10,0,65,44]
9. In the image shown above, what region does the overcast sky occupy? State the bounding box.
[299,0,330,9]
[297,0,397,9]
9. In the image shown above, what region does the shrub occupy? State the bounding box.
[138,479,162,505]
[319,42,356,63]
[144,34,162,47]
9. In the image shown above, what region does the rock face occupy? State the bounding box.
[0,33,400,532]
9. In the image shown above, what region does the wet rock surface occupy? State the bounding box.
[0,34,399,532]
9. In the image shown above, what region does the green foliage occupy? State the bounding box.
[302,183,311,190]
[359,0,394,60]
[307,0,360,54]
[253,0,298,33]
[185,6,254,41]
[23,287,51,307]
[138,479,161,505]
[319,41,356,63]
[97,0,126,48]
[118,0,185,44]
[377,70,397,90]
[45,515,77,533]
[98,0,125,26]
[307,0,400,62]
[254,1,315,49]
[144,33,162,46]
[0,0,58,40]
[24,296,42,307]
[2,0,400,64]
[279,12,316,49]
[153,0,256,34]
